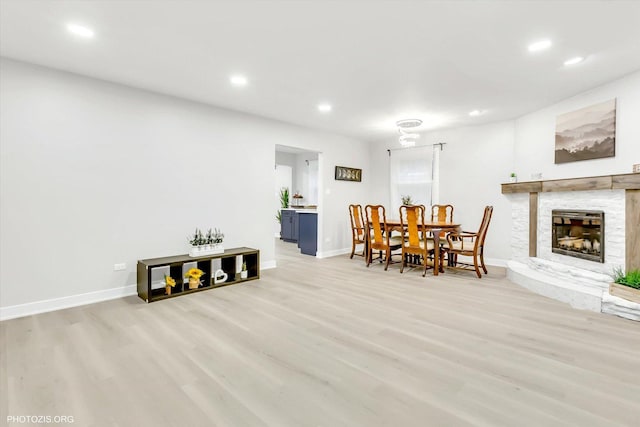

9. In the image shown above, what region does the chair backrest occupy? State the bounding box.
[477,206,494,246]
[365,205,387,246]
[431,204,454,222]
[349,204,365,239]
[400,205,425,248]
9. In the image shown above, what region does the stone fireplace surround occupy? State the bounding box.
[502,173,640,321]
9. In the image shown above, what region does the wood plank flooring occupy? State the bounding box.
[1,240,639,426]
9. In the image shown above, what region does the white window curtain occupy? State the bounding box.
[389,146,436,217]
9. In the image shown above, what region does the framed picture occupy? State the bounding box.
[335,166,362,182]
[555,99,616,164]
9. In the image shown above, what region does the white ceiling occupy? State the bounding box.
[1,0,640,141]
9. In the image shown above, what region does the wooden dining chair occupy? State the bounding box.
[431,204,454,223]
[431,203,456,264]
[348,204,366,259]
[399,205,438,276]
[364,205,403,270]
[445,205,493,278]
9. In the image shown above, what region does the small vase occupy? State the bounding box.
[240,271,248,279]
[165,285,172,295]
[188,277,199,289]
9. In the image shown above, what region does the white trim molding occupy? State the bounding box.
[261,260,277,270]
[316,247,351,259]
[0,284,137,321]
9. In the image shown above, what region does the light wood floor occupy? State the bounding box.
[1,240,639,426]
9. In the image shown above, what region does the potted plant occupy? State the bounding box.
[280,187,290,209]
[401,195,413,205]
[185,267,204,290]
[610,267,640,303]
[164,274,176,295]
[188,228,205,254]
[240,262,248,279]
[188,227,224,256]
[509,172,517,183]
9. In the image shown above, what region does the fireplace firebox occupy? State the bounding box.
[552,210,604,263]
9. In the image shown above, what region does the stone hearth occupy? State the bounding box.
[502,173,640,321]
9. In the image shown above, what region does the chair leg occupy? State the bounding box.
[422,253,428,277]
[479,248,488,274]
[400,251,405,273]
[473,254,482,278]
[350,241,356,259]
[384,248,391,270]
[366,248,371,267]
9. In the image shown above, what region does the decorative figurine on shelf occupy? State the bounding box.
[164,274,176,295]
[240,262,248,279]
[188,227,224,257]
[213,269,228,284]
[185,267,204,289]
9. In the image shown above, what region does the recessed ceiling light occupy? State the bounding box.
[564,56,584,66]
[469,110,483,117]
[230,75,248,87]
[528,39,552,52]
[318,103,332,113]
[66,23,94,38]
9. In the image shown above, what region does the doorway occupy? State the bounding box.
[275,145,322,263]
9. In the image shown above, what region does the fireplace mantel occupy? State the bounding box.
[501,172,640,194]
[502,172,640,272]
[502,172,640,320]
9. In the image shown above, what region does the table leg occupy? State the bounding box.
[433,230,441,276]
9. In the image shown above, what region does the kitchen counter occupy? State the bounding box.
[282,208,318,214]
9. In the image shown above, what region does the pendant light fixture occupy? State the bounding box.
[396,119,422,147]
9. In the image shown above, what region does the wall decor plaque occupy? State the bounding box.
[335,166,362,182]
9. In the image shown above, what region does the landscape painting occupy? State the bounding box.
[555,99,616,164]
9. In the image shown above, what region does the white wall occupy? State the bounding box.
[368,71,640,265]
[369,122,515,263]
[0,58,370,310]
[514,70,640,180]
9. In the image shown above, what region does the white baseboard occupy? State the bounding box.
[2,260,279,321]
[316,247,351,259]
[0,284,137,321]
[261,260,277,270]
[484,257,508,268]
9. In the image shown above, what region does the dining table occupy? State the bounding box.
[385,219,461,276]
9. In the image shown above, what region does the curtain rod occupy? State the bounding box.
[387,142,446,155]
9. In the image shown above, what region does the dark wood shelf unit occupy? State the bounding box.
[137,247,260,302]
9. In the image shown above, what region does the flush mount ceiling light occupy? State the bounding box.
[230,75,248,87]
[564,56,585,66]
[317,103,332,113]
[66,23,94,38]
[528,39,552,52]
[396,119,422,147]
[469,110,482,117]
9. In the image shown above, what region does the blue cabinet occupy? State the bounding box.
[298,212,318,256]
[280,210,299,242]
